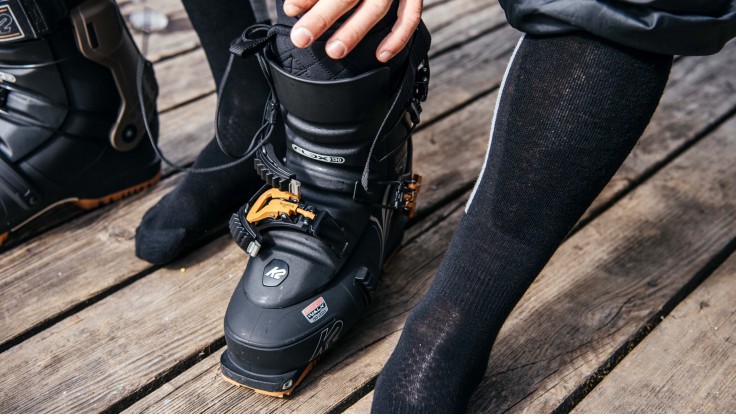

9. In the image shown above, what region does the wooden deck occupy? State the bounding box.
[1,0,735,412]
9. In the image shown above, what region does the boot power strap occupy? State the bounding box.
[230,186,349,258]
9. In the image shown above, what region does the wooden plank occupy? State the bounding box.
[0,96,213,346]
[422,0,505,54]
[0,23,517,345]
[573,252,736,413]
[130,11,200,63]
[123,110,736,413]
[117,0,201,63]
[155,48,214,113]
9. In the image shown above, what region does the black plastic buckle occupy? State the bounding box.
[415,65,430,103]
[408,65,430,124]
[354,174,422,218]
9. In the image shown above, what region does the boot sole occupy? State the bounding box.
[221,361,315,398]
[0,172,161,248]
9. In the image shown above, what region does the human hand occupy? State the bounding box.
[283,0,422,62]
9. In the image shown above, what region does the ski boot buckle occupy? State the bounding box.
[246,188,315,223]
[230,186,348,258]
[399,174,422,218]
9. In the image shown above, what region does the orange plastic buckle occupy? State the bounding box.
[404,174,422,219]
[246,188,316,223]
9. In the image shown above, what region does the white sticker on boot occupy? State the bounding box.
[302,296,328,323]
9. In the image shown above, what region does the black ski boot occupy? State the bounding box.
[219,23,430,397]
[0,0,159,246]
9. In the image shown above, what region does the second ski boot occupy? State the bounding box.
[219,23,431,396]
[0,0,159,247]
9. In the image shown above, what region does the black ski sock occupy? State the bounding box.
[272,0,408,81]
[135,0,275,265]
[372,32,672,413]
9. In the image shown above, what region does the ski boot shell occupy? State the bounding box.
[0,0,159,246]
[220,23,430,397]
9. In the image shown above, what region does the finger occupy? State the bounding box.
[375,0,422,62]
[291,0,360,48]
[283,0,318,17]
[326,0,392,59]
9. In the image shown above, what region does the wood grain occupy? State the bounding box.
[1,3,735,413]
[119,0,200,63]
[0,95,214,345]
[573,252,736,413]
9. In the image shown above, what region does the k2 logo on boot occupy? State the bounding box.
[309,320,343,360]
[262,259,289,287]
[0,4,25,42]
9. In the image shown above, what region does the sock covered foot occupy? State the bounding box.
[135,0,275,265]
[371,32,672,413]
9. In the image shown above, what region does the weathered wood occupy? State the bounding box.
[118,0,200,63]
[130,11,200,63]
[155,48,214,113]
[1,3,735,412]
[0,95,214,345]
[573,252,736,413]
[122,113,736,413]
[425,0,506,54]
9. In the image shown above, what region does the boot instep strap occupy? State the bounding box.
[230,186,348,258]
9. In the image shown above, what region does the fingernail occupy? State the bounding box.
[284,3,302,16]
[291,27,313,48]
[326,40,347,59]
[379,50,393,62]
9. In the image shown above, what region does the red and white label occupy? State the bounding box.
[302,296,328,323]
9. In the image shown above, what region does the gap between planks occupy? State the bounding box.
[572,250,736,413]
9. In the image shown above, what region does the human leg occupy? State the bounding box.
[372,31,673,413]
[135,0,274,264]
